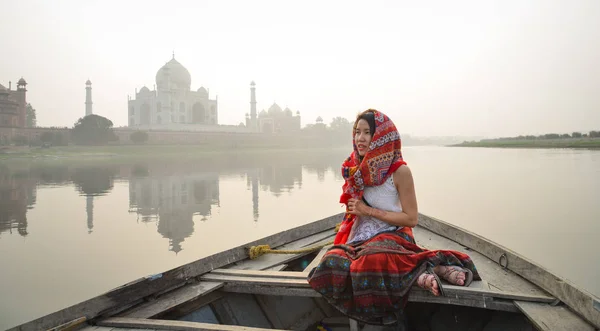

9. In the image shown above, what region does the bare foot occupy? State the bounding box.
[434,265,466,286]
[416,273,441,296]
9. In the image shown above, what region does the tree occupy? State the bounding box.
[12,135,28,146]
[26,103,36,127]
[71,114,117,145]
[572,132,582,138]
[71,166,118,196]
[329,116,352,131]
[130,130,149,144]
[542,133,560,139]
[40,132,54,144]
[52,132,68,146]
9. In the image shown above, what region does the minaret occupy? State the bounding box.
[252,172,259,222]
[85,80,93,116]
[246,170,259,222]
[250,81,257,131]
[16,78,27,128]
[86,195,94,234]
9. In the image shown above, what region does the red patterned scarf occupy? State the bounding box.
[334,110,406,245]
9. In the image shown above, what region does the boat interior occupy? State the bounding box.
[22,214,599,331]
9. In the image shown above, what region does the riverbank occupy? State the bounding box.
[0,144,349,162]
[449,137,600,149]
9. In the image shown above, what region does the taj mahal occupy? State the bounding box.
[128,54,218,129]
[127,54,301,133]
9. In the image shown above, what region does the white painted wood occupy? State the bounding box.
[515,301,595,331]
[303,245,331,273]
[417,213,600,329]
[121,282,223,318]
[201,271,555,303]
[9,214,342,331]
[227,231,336,271]
[98,317,289,330]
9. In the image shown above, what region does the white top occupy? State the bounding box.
[347,176,403,244]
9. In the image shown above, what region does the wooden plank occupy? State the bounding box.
[120,282,223,318]
[210,269,306,279]
[288,305,326,331]
[122,230,333,320]
[211,270,510,296]
[227,230,336,271]
[417,213,600,329]
[179,304,220,324]
[201,274,306,287]
[97,317,289,331]
[264,264,287,271]
[254,295,325,330]
[220,284,518,312]
[413,225,547,297]
[9,213,343,331]
[209,294,272,329]
[254,296,285,329]
[303,245,331,273]
[200,272,555,303]
[515,301,596,331]
[408,292,518,312]
[322,317,355,326]
[160,291,223,321]
[79,327,157,331]
[223,284,318,298]
[71,325,109,331]
[313,297,341,318]
[349,319,359,331]
[209,297,237,326]
[46,316,87,331]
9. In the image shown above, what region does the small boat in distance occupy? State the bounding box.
[10,213,600,331]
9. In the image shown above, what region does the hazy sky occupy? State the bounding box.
[1,0,599,137]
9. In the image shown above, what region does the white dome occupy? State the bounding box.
[268,103,283,115]
[156,58,191,90]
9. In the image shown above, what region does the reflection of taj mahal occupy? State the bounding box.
[128,173,219,253]
[128,54,219,129]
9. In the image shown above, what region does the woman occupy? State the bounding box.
[307,109,480,325]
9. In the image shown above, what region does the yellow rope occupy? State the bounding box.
[247,222,341,260]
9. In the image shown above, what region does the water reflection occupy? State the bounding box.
[2,147,599,331]
[71,166,119,233]
[0,149,347,247]
[255,165,303,197]
[304,156,343,182]
[0,165,36,236]
[128,169,220,253]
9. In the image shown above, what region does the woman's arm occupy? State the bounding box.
[347,165,419,228]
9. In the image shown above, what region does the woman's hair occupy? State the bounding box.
[354,109,376,135]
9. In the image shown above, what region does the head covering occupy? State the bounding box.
[334,109,406,245]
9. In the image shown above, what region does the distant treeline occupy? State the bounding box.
[452,130,600,149]
[482,130,599,142]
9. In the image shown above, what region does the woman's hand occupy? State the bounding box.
[347,198,370,216]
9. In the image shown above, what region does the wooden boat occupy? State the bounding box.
[10,213,600,331]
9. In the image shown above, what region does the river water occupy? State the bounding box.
[0,146,598,329]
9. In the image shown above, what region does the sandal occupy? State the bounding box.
[436,265,474,287]
[416,266,445,297]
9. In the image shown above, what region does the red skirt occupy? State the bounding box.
[307,227,480,325]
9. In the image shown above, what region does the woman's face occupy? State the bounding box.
[354,119,372,156]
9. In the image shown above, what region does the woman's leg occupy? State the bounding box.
[433,265,473,286]
[416,272,441,296]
